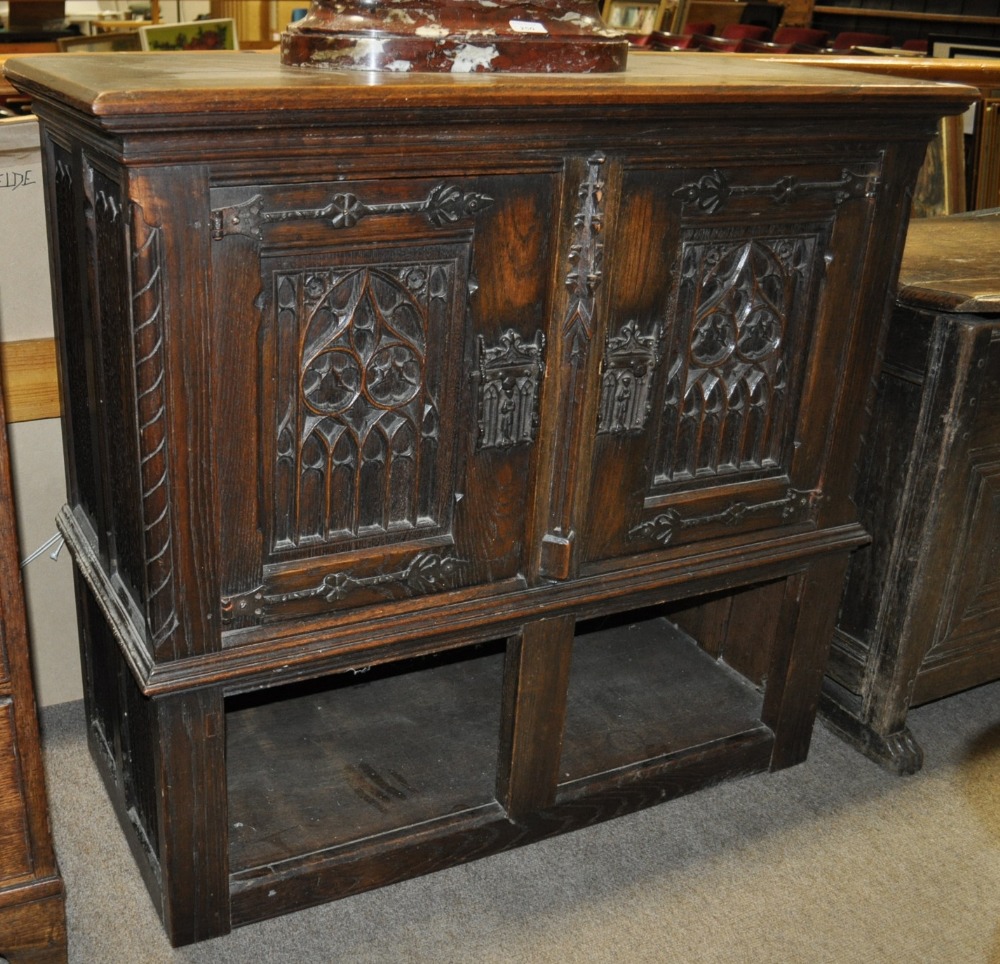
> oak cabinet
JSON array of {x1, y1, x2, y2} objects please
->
[
  {"x1": 824, "y1": 209, "x2": 1000, "y2": 773},
  {"x1": 2, "y1": 51, "x2": 970, "y2": 946}
]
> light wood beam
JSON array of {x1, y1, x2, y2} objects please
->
[{"x1": 0, "y1": 339, "x2": 60, "y2": 424}]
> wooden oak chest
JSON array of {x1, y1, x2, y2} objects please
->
[
  {"x1": 3, "y1": 52, "x2": 971, "y2": 945},
  {"x1": 824, "y1": 209, "x2": 1000, "y2": 774}
]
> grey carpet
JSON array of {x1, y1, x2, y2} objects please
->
[{"x1": 39, "y1": 680, "x2": 1000, "y2": 963}]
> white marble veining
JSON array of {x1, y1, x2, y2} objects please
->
[{"x1": 449, "y1": 43, "x2": 500, "y2": 71}]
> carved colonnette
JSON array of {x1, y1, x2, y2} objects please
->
[{"x1": 536, "y1": 152, "x2": 610, "y2": 580}]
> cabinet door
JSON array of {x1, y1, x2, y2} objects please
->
[
  {"x1": 210, "y1": 174, "x2": 555, "y2": 629},
  {"x1": 580, "y1": 157, "x2": 881, "y2": 566}
]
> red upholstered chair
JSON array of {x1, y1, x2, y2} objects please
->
[
  {"x1": 649, "y1": 31, "x2": 700, "y2": 49},
  {"x1": 695, "y1": 34, "x2": 750, "y2": 51},
  {"x1": 682, "y1": 21, "x2": 715, "y2": 35},
  {"x1": 830, "y1": 31, "x2": 893, "y2": 50},
  {"x1": 721, "y1": 23, "x2": 771, "y2": 41},
  {"x1": 741, "y1": 38, "x2": 796, "y2": 52},
  {"x1": 900, "y1": 38, "x2": 929, "y2": 53},
  {"x1": 772, "y1": 26, "x2": 828, "y2": 47}
]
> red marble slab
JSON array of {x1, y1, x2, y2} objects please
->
[{"x1": 280, "y1": 0, "x2": 629, "y2": 73}]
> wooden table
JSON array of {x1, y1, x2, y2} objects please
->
[
  {"x1": 824, "y1": 209, "x2": 1000, "y2": 773},
  {"x1": 2, "y1": 50, "x2": 972, "y2": 946}
]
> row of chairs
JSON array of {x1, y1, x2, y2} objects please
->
[{"x1": 631, "y1": 24, "x2": 929, "y2": 55}]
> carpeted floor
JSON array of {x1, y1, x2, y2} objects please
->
[{"x1": 39, "y1": 679, "x2": 1000, "y2": 963}]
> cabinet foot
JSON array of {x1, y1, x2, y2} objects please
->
[{"x1": 819, "y1": 682, "x2": 923, "y2": 775}]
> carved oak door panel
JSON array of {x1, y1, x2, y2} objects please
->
[
  {"x1": 210, "y1": 175, "x2": 555, "y2": 629},
  {"x1": 581, "y1": 159, "x2": 880, "y2": 565}
]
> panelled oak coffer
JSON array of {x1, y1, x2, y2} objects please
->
[{"x1": 3, "y1": 51, "x2": 972, "y2": 946}]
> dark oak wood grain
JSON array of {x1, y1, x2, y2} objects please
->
[
  {"x1": 823, "y1": 209, "x2": 1000, "y2": 774},
  {"x1": 2, "y1": 51, "x2": 972, "y2": 946}
]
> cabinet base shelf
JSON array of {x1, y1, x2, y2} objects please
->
[
  {"x1": 228, "y1": 726, "x2": 774, "y2": 928},
  {"x1": 225, "y1": 615, "x2": 773, "y2": 929}
]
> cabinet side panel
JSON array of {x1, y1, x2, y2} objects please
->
[
  {"x1": 87, "y1": 163, "x2": 146, "y2": 610},
  {"x1": 47, "y1": 137, "x2": 104, "y2": 544},
  {"x1": 0, "y1": 699, "x2": 33, "y2": 883},
  {"x1": 832, "y1": 325, "x2": 928, "y2": 687}
]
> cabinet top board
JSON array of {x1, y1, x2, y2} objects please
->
[
  {"x1": 3, "y1": 50, "x2": 976, "y2": 121},
  {"x1": 899, "y1": 211, "x2": 1000, "y2": 314}
]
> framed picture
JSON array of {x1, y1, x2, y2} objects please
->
[
  {"x1": 911, "y1": 114, "x2": 967, "y2": 219},
  {"x1": 57, "y1": 32, "x2": 142, "y2": 52},
  {"x1": 929, "y1": 35, "x2": 1000, "y2": 60},
  {"x1": 929, "y1": 34, "x2": 1000, "y2": 139},
  {"x1": 138, "y1": 18, "x2": 238, "y2": 52},
  {"x1": 603, "y1": 0, "x2": 663, "y2": 35}
]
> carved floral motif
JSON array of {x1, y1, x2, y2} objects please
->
[
  {"x1": 211, "y1": 182, "x2": 494, "y2": 240},
  {"x1": 673, "y1": 168, "x2": 876, "y2": 215},
  {"x1": 220, "y1": 550, "x2": 464, "y2": 622},
  {"x1": 564, "y1": 152, "x2": 606, "y2": 352},
  {"x1": 630, "y1": 488, "x2": 819, "y2": 545}
]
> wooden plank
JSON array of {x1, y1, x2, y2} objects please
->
[
  {"x1": 0, "y1": 338, "x2": 60, "y2": 423},
  {"x1": 497, "y1": 615, "x2": 575, "y2": 817},
  {"x1": 7, "y1": 3, "x2": 66, "y2": 30},
  {"x1": 227, "y1": 642, "x2": 506, "y2": 874},
  {"x1": 898, "y1": 211, "x2": 1000, "y2": 313},
  {"x1": 561, "y1": 613, "x2": 767, "y2": 782},
  {"x1": 813, "y1": 5, "x2": 1000, "y2": 27},
  {"x1": 0, "y1": 699, "x2": 33, "y2": 883},
  {"x1": 229, "y1": 726, "x2": 775, "y2": 929}
]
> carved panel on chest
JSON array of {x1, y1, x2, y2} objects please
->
[
  {"x1": 268, "y1": 251, "x2": 466, "y2": 553},
  {"x1": 654, "y1": 229, "x2": 816, "y2": 490},
  {"x1": 580, "y1": 160, "x2": 877, "y2": 566},
  {"x1": 922, "y1": 446, "x2": 1000, "y2": 667},
  {"x1": 210, "y1": 174, "x2": 557, "y2": 627}
]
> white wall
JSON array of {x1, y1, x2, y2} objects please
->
[{"x1": 0, "y1": 117, "x2": 81, "y2": 707}]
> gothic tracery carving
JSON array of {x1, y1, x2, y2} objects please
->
[
  {"x1": 657, "y1": 233, "x2": 815, "y2": 485},
  {"x1": 273, "y1": 259, "x2": 455, "y2": 549}
]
